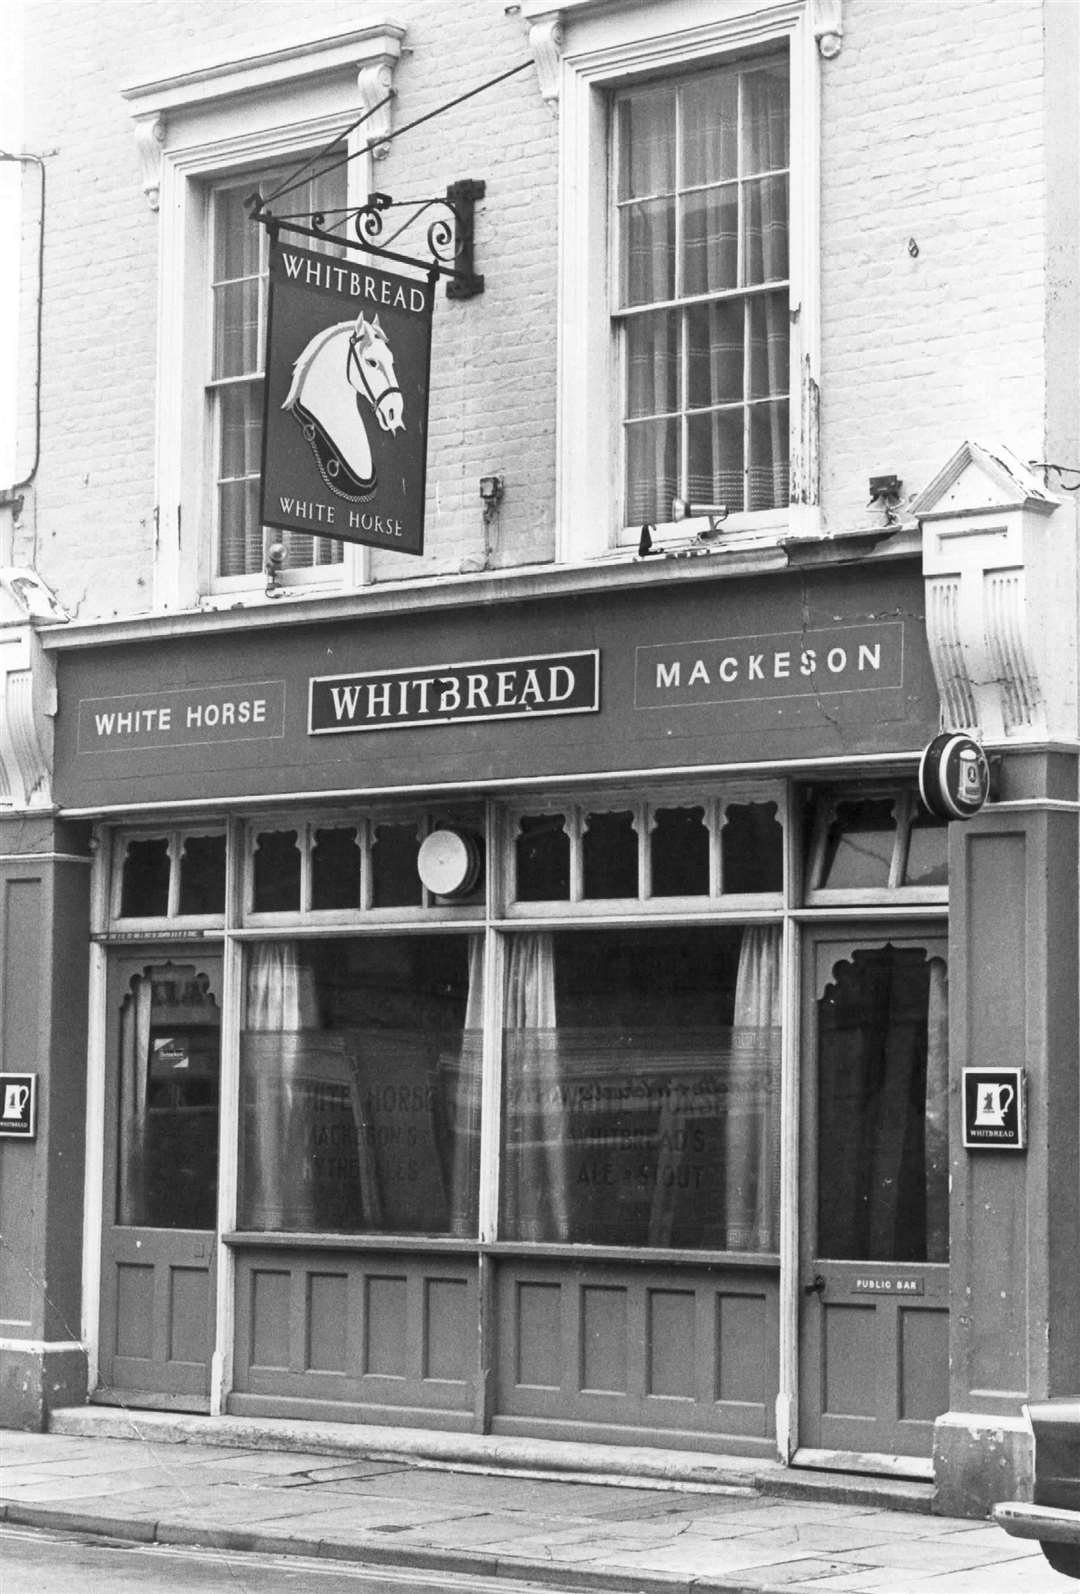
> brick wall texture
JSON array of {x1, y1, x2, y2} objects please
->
[{"x1": 10, "y1": 0, "x2": 1070, "y2": 620}]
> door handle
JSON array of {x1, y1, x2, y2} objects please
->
[{"x1": 804, "y1": 1273, "x2": 826, "y2": 1297}]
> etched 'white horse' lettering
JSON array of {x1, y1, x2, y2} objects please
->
[{"x1": 283, "y1": 312, "x2": 404, "y2": 502}]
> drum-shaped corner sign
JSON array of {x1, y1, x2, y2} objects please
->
[
  {"x1": 417, "y1": 828, "x2": 483, "y2": 900},
  {"x1": 918, "y1": 732, "x2": 991, "y2": 820}
]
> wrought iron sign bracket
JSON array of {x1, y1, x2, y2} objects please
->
[{"x1": 250, "y1": 180, "x2": 485, "y2": 298}]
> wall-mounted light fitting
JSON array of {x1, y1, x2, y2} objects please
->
[
  {"x1": 672, "y1": 498, "x2": 730, "y2": 536},
  {"x1": 479, "y1": 474, "x2": 504, "y2": 520}
]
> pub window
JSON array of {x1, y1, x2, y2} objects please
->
[
  {"x1": 500, "y1": 924, "x2": 781, "y2": 1251},
  {"x1": 614, "y1": 54, "x2": 789, "y2": 536},
  {"x1": 804, "y1": 786, "x2": 949, "y2": 900},
  {"x1": 242, "y1": 810, "x2": 484, "y2": 920},
  {"x1": 507, "y1": 789, "x2": 785, "y2": 910},
  {"x1": 114, "y1": 829, "x2": 226, "y2": 922},
  {"x1": 237, "y1": 935, "x2": 479, "y2": 1236}
]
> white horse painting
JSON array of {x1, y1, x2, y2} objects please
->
[{"x1": 282, "y1": 313, "x2": 404, "y2": 501}]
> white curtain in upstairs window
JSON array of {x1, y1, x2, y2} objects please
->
[{"x1": 619, "y1": 60, "x2": 790, "y2": 524}]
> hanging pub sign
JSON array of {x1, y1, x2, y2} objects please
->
[
  {"x1": 918, "y1": 730, "x2": 991, "y2": 819},
  {"x1": 260, "y1": 239, "x2": 434, "y2": 557}
]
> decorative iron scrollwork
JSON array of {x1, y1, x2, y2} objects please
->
[{"x1": 249, "y1": 181, "x2": 485, "y2": 297}]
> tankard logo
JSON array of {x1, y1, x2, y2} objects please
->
[
  {"x1": 0, "y1": 1073, "x2": 36, "y2": 1138},
  {"x1": 962, "y1": 1067, "x2": 1024, "y2": 1150}
]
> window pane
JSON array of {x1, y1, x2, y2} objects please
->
[
  {"x1": 687, "y1": 299, "x2": 743, "y2": 408},
  {"x1": 582, "y1": 810, "x2": 638, "y2": 898},
  {"x1": 618, "y1": 86, "x2": 676, "y2": 199},
  {"x1": 687, "y1": 406, "x2": 743, "y2": 506},
  {"x1": 742, "y1": 62, "x2": 790, "y2": 174},
  {"x1": 722, "y1": 802, "x2": 783, "y2": 892},
  {"x1": 253, "y1": 829, "x2": 301, "y2": 912},
  {"x1": 650, "y1": 807, "x2": 710, "y2": 896},
  {"x1": 178, "y1": 834, "x2": 226, "y2": 915},
  {"x1": 905, "y1": 814, "x2": 949, "y2": 887},
  {"x1": 625, "y1": 416, "x2": 678, "y2": 525},
  {"x1": 626, "y1": 310, "x2": 679, "y2": 419},
  {"x1": 238, "y1": 936, "x2": 479, "y2": 1236},
  {"x1": 311, "y1": 827, "x2": 362, "y2": 910},
  {"x1": 117, "y1": 964, "x2": 220, "y2": 1229},
  {"x1": 681, "y1": 74, "x2": 738, "y2": 186},
  {"x1": 816, "y1": 946, "x2": 948, "y2": 1262},
  {"x1": 743, "y1": 174, "x2": 789, "y2": 285},
  {"x1": 501, "y1": 927, "x2": 781, "y2": 1250},
  {"x1": 515, "y1": 814, "x2": 570, "y2": 902},
  {"x1": 681, "y1": 184, "x2": 738, "y2": 296},
  {"x1": 747, "y1": 292, "x2": 788, "y2": 399},
  {"x1": 819, "y1": 798, "x2": 897, "y2": 890},
  {"x1": 120, "y1": 837, "x2": 170, "y2": 917},
  {"x1": 621, "y1": 197, "x2": 676, "y2": 306},
  {"x1": 748, "y1": 399, "x2": 788, "y2": 510},
  {"x1": 371, "y1": 823, "x2": 422, "y2": 907},
  {"x1": 218, "y1": 477, "x2": 263, "y2": 578},
  {"x1": 212, "y1": 278, "x2": 260, "y2": 379},
  {"x1": 218, "y1": 383, "x2": 262, "y2": 480},
  {"x1": 214, "y1": 185, "x2": 263, "y2": 281}
]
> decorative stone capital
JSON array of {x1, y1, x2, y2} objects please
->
[
  {"x1": 356, "y1": 58, "x2": 398, "y2": 159},
  {"x1": 812, "y1": 0, "x2": 843, "y2": 58},
  {"x1": 527, "y1": 12, "x2": 564, "y2": 115},
  {"x1": 132, "y1": 112, "x2": 166, "y2": 211},
  {"x1": 915, "y1": 442, "x2": 1078, "y2": 743}
]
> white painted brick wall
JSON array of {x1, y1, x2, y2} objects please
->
[{"x1": 10, "y1": 0, "x2": 1064, "y2": 619}]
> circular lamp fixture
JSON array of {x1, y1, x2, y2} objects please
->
[{"x1": 417, "y1": 828, "x2": 482, "y2": 899}]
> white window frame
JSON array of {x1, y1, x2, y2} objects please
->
[
  {"x1": 123, "y1": 27, "x2": 406, "y2": 611},
  {"x1": 543, "y1": 0, "x2": 824, "y2": 563}
]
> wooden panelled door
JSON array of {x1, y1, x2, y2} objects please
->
[
  {"x1": 799, "y1": 929, "x2": 950, "y2": 1465},
  {"x1": 97, "y1": 955, "x2": 222, "y2": 1409}
]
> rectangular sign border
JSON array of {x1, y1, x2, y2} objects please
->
[
  {"x1": 961, "y1": 1066, "x2": 1027, "y2": 1151},
  {"x1": 76, "y1": 680, "x2": 288, "y2": 755},
  {"x1": 633, "y1": 620, "x2": 906, "y2": 710},
  {"x1": 308, "y1": 648, "x2": 601, "y2": 735},
  {"x1": 0, "y1": 1073, "x2": 37, "y2": 1140}
]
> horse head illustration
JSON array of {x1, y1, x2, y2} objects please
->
[{"x1": 283, "y1": 312, "x2": 404, "y2": 501}]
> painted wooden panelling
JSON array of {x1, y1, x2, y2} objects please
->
[
  {"x1": 231, "y1": 1249, "x2": 475, "y2": 1418},
  {"x1": 495, "y1": 1260, "x2": 778, "y2": 1448}
]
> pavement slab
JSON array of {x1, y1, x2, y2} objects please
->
[{"x1": 0, "y1": 1420, "x2": 1073, "y2": 1593}]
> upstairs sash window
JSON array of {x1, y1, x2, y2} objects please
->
[
  {"x1": 615, "y1": 55, "x2": 790, "y2": 529},
  {"x1": 208, "y1": 167, "x2": 348, "y2": 581}
]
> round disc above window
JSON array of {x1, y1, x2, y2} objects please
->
[{"x1": 417, "y1": 828, "x2": 482, "y2": 899}]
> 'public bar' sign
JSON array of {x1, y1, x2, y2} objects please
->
[
  {"x1": 261, "y1": 242, "x2": 434, "y2": 556},
  {"x1": 310, "y1": 651, "x2": 600, "y2": 734}
]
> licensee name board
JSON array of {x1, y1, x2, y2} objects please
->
[
  {"x1": 77, "y1": 682, "x2": 286, "y2": 752},
  {"x1": 309, "y1": 650, "x2": 600, "y2": 734},
  {"x1": 635, "y1": 622, "x2": 904, "y2": 709}
]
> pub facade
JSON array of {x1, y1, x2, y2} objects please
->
[{"x1": 1, "y1": 0, "x2": 1077, "y2": 1521}]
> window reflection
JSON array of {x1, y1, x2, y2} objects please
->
[
  {"x1": 501, "y1": 926, "x2": 781, "y2": 1251},
  {"x1": 238, "y1": 936, "x2": 479, "y2": 1235}
]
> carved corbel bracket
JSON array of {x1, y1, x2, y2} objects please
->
[
  {"x1": 357, "y1": 58, "x2": 398, "y2": 159},
  {"x1": 132, "y1": 112, "x2": 166, "y2": 211},
  {"x1": 812, "y1": 0, "x2": 843, "y2": 58},
  {"x1": 527, "y1": 12, "x2": 564, "y2": 115},
  {"x1": 0, "y1": 627, "x2": 56, "y2": 812}
]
